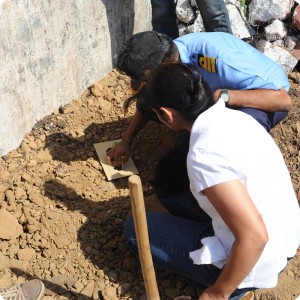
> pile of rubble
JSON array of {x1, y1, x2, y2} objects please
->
[{"x1": 176, "y1": 0, "x2": 300, "y2": 72}]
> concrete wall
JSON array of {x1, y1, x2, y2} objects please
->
[{"x1": 0, "y1": 0, "x2": 152, "y2": 156}]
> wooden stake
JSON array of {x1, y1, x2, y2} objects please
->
[{"x1": 128, "y1": 175, "x2": 160, "y2": 300}]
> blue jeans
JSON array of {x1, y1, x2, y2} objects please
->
[{"x1": 124, "y1": 189, "x2": 256, "y2": 299}]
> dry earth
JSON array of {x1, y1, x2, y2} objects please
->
[{"x1": 0, "y1": 69, "x2": 299, "y2": 300}]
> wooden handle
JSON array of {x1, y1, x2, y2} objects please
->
[{"x1": 128, "y1": 175, "x2": 160, "y2": 300}]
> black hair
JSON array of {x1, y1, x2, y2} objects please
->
[
  {"x1": 117, "y1": 31, "x2": 178, "y2": 82},
  {"x1": 126, "y1": 63, "x2": 214, "y2": 121},
  {"x1": 159, "y1": 34, "x2": 178, "y2": 64}
]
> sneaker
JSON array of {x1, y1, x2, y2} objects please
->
[{"x1": 0, "y1": 279, "x2": 45, "y2": 300}]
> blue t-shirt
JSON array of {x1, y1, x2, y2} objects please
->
[
  {"x1": 173, "y1": 32, "x2": 290, "y2": 131},
  {"x1": 174, "y1": 32, "x2": 290, "y2": 92},
  {"x1": 138, "y1": 32, "x2": 290, "y2": 131}
]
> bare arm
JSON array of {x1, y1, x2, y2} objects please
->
[
  {"x1": 199, "y1": 180, "x2": 268, "y2": 300},
  {"x1": 213, "y1": 88, "x2": 292, "y2": 112},
  {"x1": 107, "y1": 110, "x2": 148, "y2": 167}
]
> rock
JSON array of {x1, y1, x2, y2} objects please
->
[
  {"x1": 256, "y1": 40, "x2": 298, "y2": 72},
  {"x1": 99, "y1": 99, "x2": 112, "y2": 114},
  {"x1": 265, "y1": 20, "x2": 287, "y2": 42},
  {"x1": 74, "y1": 280, "x2": 85, "y2": 292},
  {"x1": 227, "y1": 3, "x2": 252, "y2": 39},
  {"x1": 45, "y1": 275, "x2": 73, "y2": 296},
  {"x1": 296, "y1": 122, "x2": 300, "y2": 135},
  {"x1": 5, "y1": 189, "x2": 15, "y2": 205},
  {"x1": 14, "y1": 187, "x2": 27, "y2": 201},
  {"x1": 91, "y1": 82, "x2": 104, "y2": 96},
  {"x1": 123, "y1": 257, "x2": 138, "y2": 272},
  {"x1": 118, "y1": 282, "x2": 131, "y2": 296},
  {"x1": 164, "y1": 287, "x2": 181, "y2": 299},
  {"x1": 139, "y1": 293, "x2": 147, "y2": 300},
  {"x1": 28, "y1": 192, "x2": 45, "y2": 207},
  {"x1": 66, "y1": 224, "x2": 77, "y2": 234},
  {"x1": 0, "y1": 209, "x2": 23, "y2": 240},
  {"x1": 55, "y1": 164, "x2": 70, "y2": 176},
  {"x1": 161, "y1": 279, "x2": 172, "y2": 288},
  {"x1": 0, "y1": 252, "x2": 10, "y2": 269},
  {"x1": 285, "y1": 36, "x2": 297, "y2": 51},
  {"x1": 35, "y1": 149, "x2": 52, "y2": 162},
  {"x1": 17, "y1": 248, "x2": 36, "y2": 261},
  {"x1": 103, "y1": 285, "x2": 118, "y2": 300},
  {"x1": 54, "y1": 235, "x2": 73, "y2": 248},
  {"x1": 248, "y1": 0, "x2": 293, "y2": 25},
  {"x1": 21, "y1": 172, "x2": 32, "y2": 183},
  {"x1": 183, "y1": 285, "x2": 197, "y2": 296},
  {"x1": 9, "y1": 259, "x2": 29, "y2": 272},
  {"x1": 176, "y1": 0, "x2": 195, "y2": 24},
  {"x1": 56, "y1": 119, "x2": 67, "y2": 129},
  {"x1": 81, "y1": 280, "x2": 95, "y2": 297}
]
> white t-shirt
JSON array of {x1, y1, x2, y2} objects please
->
[{"x1": 187, "y1": 100, "x2": 300, "y2": 289}]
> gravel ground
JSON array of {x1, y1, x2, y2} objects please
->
[{"x1": 0, "y1": 69, "x2": 299, "y2": 300}]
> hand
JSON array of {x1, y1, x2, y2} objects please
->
[{"x1": 106, "y1": 139, "x2": 131, "y2": 167}]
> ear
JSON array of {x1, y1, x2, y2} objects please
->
[{"x1": 159, "y1": 107, "x2": 174, "y2": 123}]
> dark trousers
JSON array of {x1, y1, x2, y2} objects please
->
[{"x1": 151, "y1": 0, "x2": 232, "y2": 39}]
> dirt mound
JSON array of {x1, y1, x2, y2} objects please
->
[{"x1": 0, "y1": 69, "x2": 299, "y2": 299}]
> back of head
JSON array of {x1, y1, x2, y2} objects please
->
[
  {"x1": 141, "y1": 63, "x2": 214, "y2": 122},
  {"x1": 117, "y1": 31, "x2": 176, "y2": 81}
]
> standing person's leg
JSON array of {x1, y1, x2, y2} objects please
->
[
  {"x1": 195, "y1": 0, "x2": 232, "y2": 34},
  {"x1": 151, "y1": 0, "x2": 179, "y2": 39}
]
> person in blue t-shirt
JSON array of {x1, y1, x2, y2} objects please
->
[{"x1": 108, "y1": 31, "x2": 292, "y2": 167}]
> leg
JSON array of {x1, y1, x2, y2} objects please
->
[
  {"x1": 150, "y1": 131, "x2": 211, "y2": 222},
  {"x1": 124, "y1": 212, "x2": 220, "y2": 287},
  {"x1": 195, "y1": 0, "x2": 232, "y2": 34},
  {"x1": 158, "y1": 188, "x2": 211, "y2": 223},
  {"x1": 124, "y1": 213, "x2": 257, "y2": 299},
  {"x1": 151, "y1": 0, "x2": 179, "y2": 38}
]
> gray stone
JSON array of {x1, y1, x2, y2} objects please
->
[
  {"x1": 248, "y1": 0, "x2": 293, "y2": 25},
  {"x1": 227, "y1": 3, "x2": 252, "y2": 39},
  {"x1": 176, "y1": 0, "x2": 195, "y2": 24},
  {"x1": 256, "y1": 40, "x2": 298, "y2": 73},
  {"x1": 265, "y1": 20, "x2": 287, "y2": 42},
  {"x1": 187, "y1": 11, "x2": 205, "y2": 33}
]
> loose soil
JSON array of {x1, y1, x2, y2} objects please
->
[{"x1": 0, "y1": 69, "x2": 299, "y2": 300}]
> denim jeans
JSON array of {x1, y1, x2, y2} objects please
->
[
  {"x1": 151, "y1": 0, "x2": 232, "y2": 39},
  {"x1": 124, "y1": 189, "x2": 256, "y2": 299}
]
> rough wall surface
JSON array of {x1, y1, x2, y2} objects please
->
[{"x1": 0, "y1": 0, "x2": 151, "y2": 156}]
